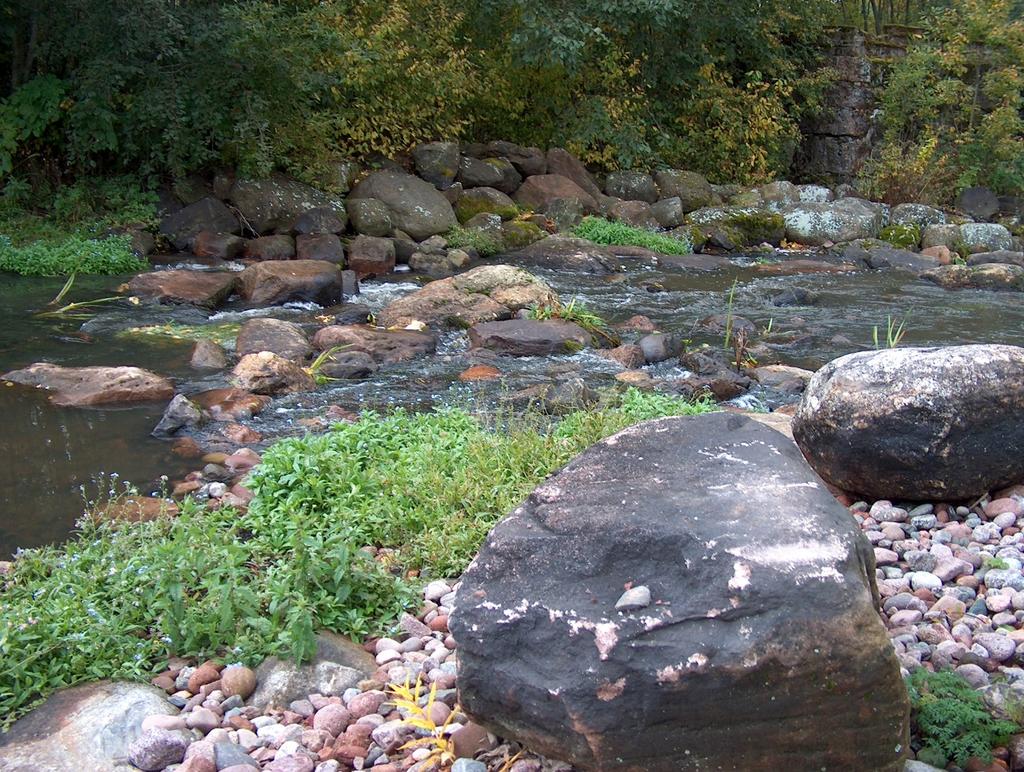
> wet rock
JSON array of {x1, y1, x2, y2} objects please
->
[
  {"x1": 957, "y1": 187, "x2": 1000, "y2": 222},
  {"x1": 348, "y1": 170, "x2": 457, "y2": 241},
  {"x1": 230, "y1": 174, "x2": 345, "y2": 235},
  {"x1": 921, "y1": 263, "x2": 1024, "y2": 292},
  {"x1": 451, "y1": 413, "x2": 908, "y2": 772},
  {"x1": 376, "y1": 264, "x2": 555, "y2": 329},
  {"x1": 783, "y1": 198, "x2": 885, "y2": 245},
  {"x1": 192, "y1": 231, "x2": 246, "y2": 260},
  {"x1": 292, "y1": 206, "x2": 346, "y2": 236},
  {"x1": 505, "y1": 235, "x2": 621, "y2": 274},
  {"x1": 752, "y1": 258, "x2": 860, "y2": 276},
  {"x1": 347, "y1": 198, "x2": 393, "y2": 237},
  {"x1": 545, "y1": 148, "x2": 604, "y2": 202},
  {"x1": 347, "y1": 235, "x2": 396, "y2": 279},
  {"x1": 834, "y1": 240, "x2": 939, "y2": 272},
  {"x1": 653, "y1": 170, "x2": 716, "y2": 212},
  {"x1": 312, "y1": 325, "x2": 436, "y2": 365},
  {"x1": 0, "y1": 681, "x2": 178, "y2": 771},
  {"x1": 251, "y1": 632, "x2": 375, "y2": 710},
  {"x1": 190, "y1": 339, "x2": 229, "y2": 370},
  {"x1": 160, "y1": 197, "x2": 238, "y2": 251},
  {"x1": 2, "y1": 363, "x2": 174, "y2": 407},
  {"x1": 97, "y1": 496, "x2": 179, "y2": 522},
  {"x1": 191, "y1": 388, "x2": 270, "y2": 421},
  {"x1": 153, "y1": 394, "x2": 204, "y2": 437},
  {"x1": 770, "y1": 287, "x2": 818, "y2": 307},
  {"x1": 236, "y1": 318, "x2": 312, "y2": 361},
  {"x1": 513, "y1": 175, "x2": 598, "y2": 214},
  {"x1": 317, "y1": 350, "x2": 378, "y2": 379},
  {"x1": 296, "y1": 234, "x2": 345, "y2": 264},
  {"x1": 753, "y1": 364, "x2": 814, "y2": 392},
  {"x1": 412, "y1": 141, "x2": 460, "y2": 189},
  {"x1": 232, "y1": 352, "x2": 315, "y2": 395},
  {"x1": 656, "y1": 253, "x2": 732, "y2": 271},
  {"x1": 128, "y1": 270, "x2": 238, "y2": 309},
  {"x1": 597, "y1": 344, "x2": 645, "y2": 369},
  {"x1": 638, "y1": 332, "x2": 677, "y2": 364},
  {"x1": 468, "y1": 319, "x2": 591, "y2": 357},
  {"x1": 243, "y1": 234, "x2": 296, "y2": 261},
  {"x1": 459, "y1": 156, "x2": 522, "y2": 195},
  {"x1": 238, "y1": 260, "x2": 343, "y2": 306},
  {"x1": 500, "y1": 378, "x2": 598, "y2": 415},
  {"x1": 793, "y1": 345, "x2": 1024, "y2": 499},
  {"x1": 605, "y1": 171, "x2": 658, "y2": 204}
]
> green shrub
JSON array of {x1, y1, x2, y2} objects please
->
[
  {"x1": 0, "y1": 392, "x2": 716, "y2": 727},
  {"x1": 573, "y1": 216, "x2": 692, "y2": 254},
  {"x1": 908, "y1": 669, "x2": 1018, "y2": 766},
  {"x1": 444, "y1": 226, "x2": 503, "y2": 257},
  {"x1": 0, "y1": 234, "x2": 146, "y2": 276},
  {"x1": 879, "y1": 224, "x2": 922, "y2": 249}
]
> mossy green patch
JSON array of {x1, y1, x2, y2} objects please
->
[{"x1": 879, "y1": 223, "x2": 922, "y2": 249}]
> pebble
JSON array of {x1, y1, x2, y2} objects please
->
[{"x1": 615, "y1": 586, "x2": 652, "y2": 612}]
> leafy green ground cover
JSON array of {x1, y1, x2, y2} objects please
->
[
  {"x1": 573, "y1": 216, "x2": 692, "y2": 255},
  {"x1": 0, "y1": 391, "x2": 714, "y2": 726}
]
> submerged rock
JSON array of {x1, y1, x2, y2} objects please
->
[
  {"x1": 0, "y1": 681, "x2": 178, "y2": 771},
  {"x1": 920, "y1": 263, "x2": 1024, "y2": 292},
  {"x1": 451, "y1": 413, "x2": 908, "y2": 771},
  {"x1": 2, "y1": 364, "x2": 173, "y2": 407},
  {"x1": 793, "y1": 345, "x2": 1024, "y2": 500},
  {"x1": 505, "y1": 235, "x2": 621, "y2": 274}
]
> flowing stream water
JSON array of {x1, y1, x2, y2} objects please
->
[{"x1": 3, "y1": 254, "x2": 1023, "y2": 556}]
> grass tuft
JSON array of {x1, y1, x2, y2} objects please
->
[{"x1": 573, "y1": 216, "x2": 692, "y2": 255}]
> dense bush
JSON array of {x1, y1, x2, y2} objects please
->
[
  {"x1": 0, "y1": 0, "x2": 831, "y2": 188},
  {"x1": 0, "y1": 392, "x2": 715, "y2": 727},
  {"x1": 864, "y1": 0, "x2": 1024, "y2": 203}
]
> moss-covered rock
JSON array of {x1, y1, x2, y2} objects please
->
[
  {"x1": 725, "y1": 211, "x2": 786, "y2": 247},
  {"x1": 501, "y1": 220, "x2": 547, "y2": 250},
  {"x1": 879, "y1": 223, "x2": 922, "y2": 250},
  {"x1": 455, "y1": 187, "x2": 520, "y2": 224}
]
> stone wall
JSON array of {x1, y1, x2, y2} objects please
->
[{"x1": 794, "y1": 27, "x2": 908, "y2": 185}]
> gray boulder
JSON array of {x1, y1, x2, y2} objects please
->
[
  {"x1": 159, "y1": 197, "x2": 238, "y2": 251},
  {"x1": 783, "y1": 197, "x2": 885, "y2": 245},
  {"x1": 890, "y1": 203, "x2": 946, "y2": 228},
  {"x1": 957, "y1": 186, "x2": 999, "y2": 221},
  {"x1": 451, "y1": 413, "x2": 908, "y2": 772},
  {"x1": 966, "y1": 250, "x2": 1024, "y2": 267},
  {"x1": 920, "y1": 263, "x2": 1024, "y2": 292},
  {"x1": 0, "y1": 681, "x2": 178, "y2": 771},
  {"x1": 455, "y1": 187, "x2": 518, "y2": 223},
  {"x1": 230, "y1": 174, "x2": 345, "y2": 235},
  {"x1": 412, "y1": 141, "x2": 460, "y2": 189},
  {"x1": 347, "y1": 198, "x2": 393, "y2": 237},
  {"x1": 793, "y1": 345, "x2": 1024, "y2": 499},
  {"x1": 292, "y1": 206, "x2": 346, "y2": 235},
  {"x1": 653, "y1": 170, "x2": 716, "y2": 212},
  {"x1": 605, "y1": 171, "x2": 658, "y2": 203},
  {"x1": 651, "y1": 197, "x2": 685, "y2": 228},
  {"x1": 921, "y1": 224, "x2": 961, "y2": 250},
  {"x1": 250, "y1": 632, "x2": 376, "y2": 709},
  {"x1": 960, "y1": 223, "x2": 1013, "y2": 253},
  {"x1": 473, "y1": 141, "x2": 548, "y2": 177},
  {"x1": 458, "y1": 156, "x2": 522, "y2": 194},
  {"x1": 349, "y1": 170, "x2": 457, "y2": 240}
]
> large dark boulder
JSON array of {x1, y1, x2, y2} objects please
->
[
  {"x1": 957, "y1": 186, "x2": 999, "y2": 222},
  {"x1": 793, "y1": 345, "x2": 1024, "y2": 500},
  {"x1": 458, "y1": 156, "x2": 522, "y2": 194},
  {"x1": 158, "y1": 196, "x2": 238, "y2": 251},
  {"x1": 451, "y1": 413, "x2": 908, "y2": 772},
  {"x1": 348, "y1": 170, "x2": 457, "y2": 240},
  {"x1": 230, "y1": 173, "x2": 345, "y2": 235},
  {"x1": 653, "y1": 170, "x2": 716, "y2": 212},
  {"x1": 545, "y1": 148, "x2": 604, "y2": 202},
  {"x1": 238, "y1": 260, "x2": 343, "y2": 306},
  {"x1": 605, "y1": 171, "x2": 658, "y2": 203},
  {"x1": 412, "y1": 141, "x2": 460, "y2": 189},
  {"x1": 127, "y1": 270, "x2": 237, "y2": 309}
]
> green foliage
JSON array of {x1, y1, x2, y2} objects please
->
[
  {"x1": 445, "y1": 226, "x2": 503, "y2": 257},
  {"x1": 528, "y1": 297, "x2": 620, "y2": 346},
  {"x1": 0, "y1": 234, "x2": 145, "y2": 276},
  {"x1": 0, "y1": 392, "x2": 716, "y2": 726},
  {"x1": 573, "y1": 216, "x2": 692, "y2": 254},
  {"x1": 879, "y1": 224, "x2": 922, "y2": 249},
  {"x1": 872, "y1": 315, "x2": 909, "y2": 349},
  {"x1": 866, "y1": 0, "x2": 1024, "y2": 202},
  {"x1": 908, "y1": 669, "x2": 1018, "y2": 766}
]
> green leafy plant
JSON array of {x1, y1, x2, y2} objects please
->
[
  {"x1": 0, "y1": 234, "x2": 146, "y2": 276},
  {"x1": 872, "y1": 315, "x2": 909, "y2": 349},
  {"x1": 879, "y1": 224, "x2": 922, "y2": 250},
  {"x1": 573, "y1": 216, "x2": 692, "y2": 255},
  {"x1": 305, "y1": 346, "x2": 347, "y2": 385},
  {"x1": 444, "y1": 225, "x2": 503, "y2": 257},
  {"x1": 528, "y1": 297, "x2": 620, "y2": 346},
  {"x1": 0, "y1": 392, "x2": 717, "y2": 728},
  {"x1": 908, "y1": 669, "x2": 1018, "y2": 766}
]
